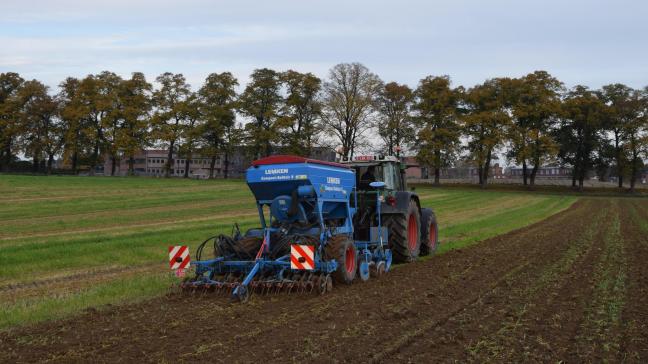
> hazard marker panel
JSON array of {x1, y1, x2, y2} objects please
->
[
  {"x1": 169, "y1": 245, "x2": 190, "y2": 270},
  {"x1": 290, "y1": 244, "x2": 315, "y2": 270}
]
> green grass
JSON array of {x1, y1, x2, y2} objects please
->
[
  {"x1": 0, "y1": 175, "x2": 577, "y2": 329},
  {"x1": 1, "y1": 273, "x2": 176, "y2": 330}
]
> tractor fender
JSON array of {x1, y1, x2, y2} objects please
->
[{"x1": 381, "y1": 191, "x2": 421, "y2": 215}]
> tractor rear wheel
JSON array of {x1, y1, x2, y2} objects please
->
[
  {"x1": 420, "y1": 208, "x2": 439, "y2": 256},
  {"x1": 384, "y1": 199, "x2": 421, "y2": 263},
  {"x1": 324, "y1": 235, "x2": 357, "y2": 284}
]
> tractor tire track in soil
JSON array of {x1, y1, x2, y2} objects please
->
[{"x1": 1, "y1": 199, "x2": 647, "y2": 363}]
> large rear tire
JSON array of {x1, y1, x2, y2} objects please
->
[
  {"x1": 324, "y1": 235, "x2": 357, "y2": 284},
  {"x1": 420, "y1": 208, "x2": 439, "y2": 256},
  {"x1": 383, "y1": 199, "x2": 421, "y2": 263}
]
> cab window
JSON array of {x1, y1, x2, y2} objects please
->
[{"x1": 381, "y1": 163, "x2": 402, "y2": 191}]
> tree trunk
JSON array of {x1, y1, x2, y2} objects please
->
[
  {"x1": 630, "y1": 153, "x2": 638, "y2": 193},
  {"x1": 522, "y1": 161, "x2": 528, "y2": 186},
  {"x1": 615, "y1": 133, "x2": 623, "y2": 188},
  {"x1": 571, "y1": 170, "x2": 577, "y2": 188},
  {"x1": 480, "y1": 165, "x2": 487, "y2": 188},
  {"x1": 481, "y1": 151, "x2": 492, "y2": 189},
  {"x1": 32, "y1": 157, "x2": 39, "y2": 173},
  {"x1": 110, "y1": 155, "x2": 117, "y2": 176},
  {"x1": 184, "y1": 158, "x2": 190, "y2": 178},
  {"x1": 209, "y1": 155, "x2": 216, "y2": 179},
  {"x1": 529, "y1": 160, "x2": 539, "y2": 187},
  {"x1": 47, "y1": 154, "x2": 54, "y2": 175},
  {"x1": 477, "y1": 166, "x2": 483, "y2": 185},
  {"x1": 433, "y1": 149, "x2": 441, "y2": 185},
  {"x1": 128, "y1": 155, "x2": 135, "y2": 176},
  {"x1": 224, "y1": 151, "x2": 230, "y2": 179},
  {"x1": 72, "y1": 150, "x2": 78, "y2": 175},
  {"x1": 265, "y1": 140, "x2": 271, "y2": 157},
  {"x1": 578, "y1": 160, "x2": 586, "y2": 191},
  {"x1": 1, "y1": 141, "x2": 10, "y2": 172},
  {"x1": 90, "y1": 141, "x2": 100, "y2": 176},
  {"x1": 165, "y1": 143, "x2": 174, "y2": 178}
]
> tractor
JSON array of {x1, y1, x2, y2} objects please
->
[
  {"x1": 181, "y1": 154, "x2": 438, "y2": 302},
  {"x1": 340, "y1": 155, "x2": 439, "y2": 262}
]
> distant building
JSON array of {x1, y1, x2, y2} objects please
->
[
  {"x1": 103, "y1": 147, "x2": 336, "y2": 178},
  {"x1": 401, "y1": 156, "x2": 428, "y2": 179},
  {"x1": 507, "y1": 165, "x2": 572, "y2": 179},
  {"x1": 400, "y1": 157, "x2": 504, "y2": 180}
]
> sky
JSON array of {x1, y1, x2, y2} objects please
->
[{"x1": 1, "y1": 0, "x2": 647, "y2": 92}]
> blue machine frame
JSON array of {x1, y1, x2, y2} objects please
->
[{"x1": 185, "y1": 157, "x2": 392, "y2": 301}]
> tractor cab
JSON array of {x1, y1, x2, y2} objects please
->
[{"x1": 339, "y1": 155, "x2": 407, "y2": 192}]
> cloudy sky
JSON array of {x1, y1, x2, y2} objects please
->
[{"x1": 1, "y1": 0, "x2": 647, "y2": 91}]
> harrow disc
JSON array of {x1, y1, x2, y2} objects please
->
[
  {"x1": 373, "y1": 261, "x2": 386, "y2": 277},
  {"x1": 359, "y1": 261, "x2": 370, "y2": 281},
  {"x1": 233, "y1": 286, "x2": 250, "y2": 303}
]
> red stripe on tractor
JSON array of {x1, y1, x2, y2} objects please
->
[
  {"x1": 170, "y1": 246, "x2": 187, "y2": 268},
  {"x1": 290, "y1": 254, "x2": 305, "y2": 270},
  {"x1": 293, "y1": 245, "x2": 314, "y2": 268}
]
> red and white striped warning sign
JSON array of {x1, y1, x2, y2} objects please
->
[
  {"x1": 290, "y1": 244, "x2": 315, "y2": 270},
  {"x1": 169, "y1": 245, "x2": 190, "y2": 270}
]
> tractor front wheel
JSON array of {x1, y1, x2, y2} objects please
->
[
  {"x1": 420, "y1": 208, "x2": 439, "y2": 256},
  {"x1": 384, "y1": 199, "x2": 421, "y2": 263},
  {"x1": 325, "y1": 235, "x2": 357, "y2": 284}
]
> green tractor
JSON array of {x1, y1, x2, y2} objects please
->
[{"x1": 340, "y1": 155, "x2": 439, "y2": 262}]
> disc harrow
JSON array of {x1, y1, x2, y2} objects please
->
[{"x1": 180, "y1": 272, "x2": 333, "y2": 298}]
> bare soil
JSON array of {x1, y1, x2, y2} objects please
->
[{"x1": 1, "y1": 199, "x2": 647, "y2": 363}]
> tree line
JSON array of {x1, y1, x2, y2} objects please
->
[{"x1": 1, "y1": 64, "x2": 647, "y2": 190}]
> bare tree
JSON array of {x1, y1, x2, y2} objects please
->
[{"x1": 321, "y1": 63, "x2": 382, "y2": 159}]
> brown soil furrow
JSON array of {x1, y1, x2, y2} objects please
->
[{"x1": 381, "y1": 200, "x2": 609, "y2": 363}]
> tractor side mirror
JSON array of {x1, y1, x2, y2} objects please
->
[{"x1": 369, "y1": 181, "x2": 386, "y2": 189}]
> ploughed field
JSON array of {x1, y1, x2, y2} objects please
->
[{"x1": 1, "y1": 194, "x2": 647, "y2": 362}]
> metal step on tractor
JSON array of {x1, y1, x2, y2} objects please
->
[{"x1": 180, "y1": 154, "x2": 439, "y2": 302}]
